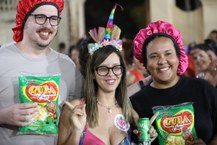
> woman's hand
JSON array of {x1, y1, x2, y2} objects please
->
[
  {"x1": 149, "y1": 125, "x2": 158, "y2": 142},
  {"x1": 133, "y1": 112, "x2": 159, "y2": 142},
  {"x1": 133, "y1": 125, "x2": 158, "y2": 143},
  {"x1": 64, "y1": 101, "x2": 86, "y2": 133},
  {"x1": 149, "y1": 111, "x2": 158, "y2": 142}
]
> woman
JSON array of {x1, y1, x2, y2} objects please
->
[
  {"x1": 191, "y1": 44, "x2": 217, "y2": 87},
  {"x1": 58, "y1": 45, "x2": 138, "y2": 145},
  {"x1": 58, "y1": 4, "x2": 157, "y2": 145},
  {"x1": 130, "y1": 20, "x2": 217, "y2": 145}
]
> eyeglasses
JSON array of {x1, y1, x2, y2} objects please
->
[
  {"x1": 95, "y1": 65, "x2": 124, "y2": 76},
  {"x1": 30, "y1": 14, "x2": 61, "y2": 26}
]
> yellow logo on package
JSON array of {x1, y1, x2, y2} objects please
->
[
  {"x1": 160, "y1": 110, "x2": 193, "y2": 133},
  {"x1": 25, "y1": 81, "x2": 59, "y2": 103}
]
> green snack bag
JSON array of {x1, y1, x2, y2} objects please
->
[
  {"x1": 19, "y1": 74, "x2": 60, "y2": 135},
  {"x1": 153, "y1": 102, "x2": 198, "y2": 145}
]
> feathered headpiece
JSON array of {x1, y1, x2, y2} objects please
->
[{"x1": 88, "y1": 4, "x2": 122, "y2": 55}]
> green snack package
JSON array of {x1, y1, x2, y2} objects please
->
[
  {"x1": 152, "y1": 102, "x2": 198, "y2": 145},
  {"x1": 19, "y1": 74, "x2": 60, "y2": 135}
]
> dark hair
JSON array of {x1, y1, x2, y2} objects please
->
[
  {"x1": 68, "y1": 45, "x2": 78, "y2": 57},
  {"x1": 122, "y1": 39, "x2": 134, "y2": 65},
  {"x1": 59, "y1": 42, "x2": 65, "y2": 48},
  {"x1": 210, "y1": 30, "x2": 217, "y2": 37},
  {"x1": 193, "y1": 43, "x2": 213, "y2": 52},
  {"x1": 22, "y1": 2, "x2": 60, "y2": 31},
  {"x1": 142, "y1": 33, "x2": 181, "y2": 65},
  {"x1": 76, "y1": 37, "x2": 94, "y2": 77}
]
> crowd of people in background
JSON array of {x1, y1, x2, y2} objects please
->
[{"x1": 185, "y1": 30, "x2": 217, "y2": 87}]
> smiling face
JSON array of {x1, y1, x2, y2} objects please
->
[
  {"x1": 192, "y1": 49, "x2": 211, "y2": 72},
  {"x1": 146, "y1": 37, "x2": 180, "y2": 88},
  {"x1": 22, "y1": 5, "x2": 59, "y2": 49},
  {"x1": 94, "y1": 52, "x2": 122, "y2": 93}
]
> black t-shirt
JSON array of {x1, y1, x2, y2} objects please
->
[{"x1": 130, "y1": 76, "x2": 217, "y2": 144}]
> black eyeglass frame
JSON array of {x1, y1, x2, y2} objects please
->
[
  {"x1": 30, "y1": 14, "x2": 61, "y2": 26},
  {"x1": 95, "y1": 65, "x2": 124, "y2": 76}
]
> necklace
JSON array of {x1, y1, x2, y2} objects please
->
[{"x1": 97, "y1": 100, "x2": 117, "y2": 113}]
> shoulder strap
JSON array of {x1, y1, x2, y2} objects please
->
[{"x1": 138, "y1": 80, "x2": 145, "y2": 89}]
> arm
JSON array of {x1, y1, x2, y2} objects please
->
[
  {"x1": 0, "y1": 103, "x2": 38, "y2": 126},
  {"x1": 127, "y1": 76, "x2": 152, "y2": 97},
  {"x1": 209, "y1": 134, "x2": 217, "y2": 145},
  {"x1": 57, "y1": 100, "x2": 86, "y2": 145},
  {"x1": 206, "y1": 80, "x2": 217, "y2": 145}
]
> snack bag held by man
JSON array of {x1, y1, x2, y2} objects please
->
[
  {"x1": 152, "y1": 102, "x2": 198, "y2": 145},
  {"x1": 19, "y1": 74, "x2": 60, "y2": 135}
]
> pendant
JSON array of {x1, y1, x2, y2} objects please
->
[{"x1": 108, "y1": 108, "x2": 112, "y2": 113}]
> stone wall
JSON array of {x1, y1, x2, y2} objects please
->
[{"x1": 150, "y1": 0, "x2": 217, "y2": 46}]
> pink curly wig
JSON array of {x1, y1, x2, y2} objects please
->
[
  {"x1": 134, "y1": 20, "x2": 188, "y2": 75},
  {"x1": 12, "y1": 0, "x2": 64, "y2": 42}
]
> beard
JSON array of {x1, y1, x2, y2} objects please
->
[{"x1": 37, "y1": 41, "x2": 51, "y2": 48}]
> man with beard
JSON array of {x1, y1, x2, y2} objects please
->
[{"x1": 0, "y1": 0, "x2": 82, "y2": 145}]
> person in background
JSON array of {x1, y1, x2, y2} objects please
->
[
  {"x1": 58, "y1": 42, "x2": 67, "y2": 54},
  {"x1": 191, "y1": 43, "x2": 217, "y2": 87},
  {"x1": 68, "y1": 45, "x2": 81, "y2": 69},
  {"x1": 0, "y1": 0, "x2": 82, "y2": 145},
  {"x1": 209, "y1": 30, "x2": 217, "y2": 55},
  {"x1": 58, "y1": 4, "x2": 157, "y2": 145},
  {"x1": 184, "y1": 41, "x2": 196, "y2": 78},
  {"x1": 130, "y1": 20, "x2": 217, "y2": 145}
]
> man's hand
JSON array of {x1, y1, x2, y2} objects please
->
[{"x1": 0, "y1": 103, "x2": 38, "y2": 126}]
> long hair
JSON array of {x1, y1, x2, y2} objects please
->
[
  {"x1": 83, "y1": 45, "x2": 134, "y2": 127},
  {"x1": 76, "y1": 37, "x2": 94, "y2": 78}
]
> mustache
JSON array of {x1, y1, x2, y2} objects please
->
[{"x1": 37, "y1": 26, "x2": 54, "y2": 32}]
